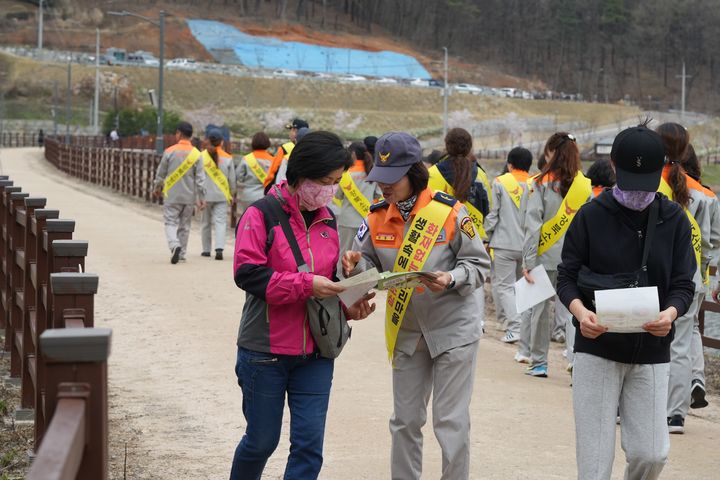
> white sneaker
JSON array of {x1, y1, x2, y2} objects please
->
[
  {"x1": 501, "y1": 331, "x2": 519, "y2": 344},
  {"x1": 514, "y1": 352, "x2": 531, "y2": 364}
]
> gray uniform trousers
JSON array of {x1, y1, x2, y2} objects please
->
[
  {"x1": 491, "y1": 248, "x2": 522, "y2": 334},
  {"x1": 201, "y1": 201, "x2": 228, "y2": 253},
  {"x1": 163, "y1": 203, "x2": 193, "y2": 257},
  {"x1": 668, "y1": 292, "x2": 703, "y2": 418},
  {"x1": 390, "y1": 337, "x2": 478, "y2": 480},
  {"x1": 559, "y1": 296, "x2": 576, "y2": 363},
  {"x1": 573, "y1": 353, "x2": 669, "y2": 480},
  {"x1": 691, "y1": 313, "x2": 706, "y2": 384},
  {"x1": 518, "y1": 270, "x2": 572, "y2": 368}
]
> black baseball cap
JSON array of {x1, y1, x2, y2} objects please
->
[
  {"x1": 206, "y1": 128, "x2": 223, "y2": 142},
  {"x1": 610, "y1": 126, "x2": 667, "y2": 192},
  {"x1": 285, "y1": 118, "x2": 309, "y2": 130},
  {"x1": 365, "y1": 132, "x2": 422, "y2": 184}
]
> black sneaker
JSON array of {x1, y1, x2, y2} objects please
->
[
  {"x1": 215, "y1": 249, "x2": 223, "y2": 261},
  {"x1": 690, "y1": 380, "x2": 709, "y2": 409},
  {"x1": 171, "y1": 246, "x2": 181, "y2": 264},
  {"x1": 668, "y1": 415, "x2": 684, "y2": 434},
  {"x1": 201, "y1": 252, "x2": 211, "y2": 257}
]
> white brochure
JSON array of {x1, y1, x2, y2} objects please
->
[
  {"x1": 514, "y1": 265, "x2": 556, "y2": 313},
  {"x1": 595, "y1": 286, "x2": 659, "y2": 333}
]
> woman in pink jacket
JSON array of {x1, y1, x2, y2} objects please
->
[{"x1": 230, "y1": 131, "x2": 375, "y2": 480}]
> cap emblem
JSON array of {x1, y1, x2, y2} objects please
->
[
  {"x1": 636, "y1": 156, "x2": 643, "y2": 168},
  {"x1": 379, "y1": 152, "x2": 391, "y2": 163}
]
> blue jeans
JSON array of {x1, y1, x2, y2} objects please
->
[{"x1": 230, "y1": 347, "x2": 334, "y2": 480}]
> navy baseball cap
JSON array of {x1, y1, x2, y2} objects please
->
[
  {"x1": 611, "y1": 126, "x2": 667, "y2": 192},
  {"x1": 366, "y1": 132, "x2": 422, "y2": 184},
  {"x1": 206, "y1": 128, "x2": 223, "y2": 142}
]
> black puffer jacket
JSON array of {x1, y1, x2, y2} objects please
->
[{"x1": 557, "y1": 190, "x2": 696, "y2": 364}]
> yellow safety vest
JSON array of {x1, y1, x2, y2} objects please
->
[
  {"x1": 537, "y1": 173, "x2": 591, "y2": 256},
  {"x1": 338, "y1": 172, "x2": 371, "y2": 218},
  {"x1": 427, "y1": 165, "x2": 488, "y2": 239},
  {"x1": 658, "y1": 177, "x2": 702, "y2": 273},
  {"x1": 243, "y1": 152, "x2": 268, "y2": 184},
  {"x1": 281, "y1": 142, "x2": 294, "y2": 159},
  {"x1": 162, "y1": 147, "x2": 201, "y2": 197},
  {"x1": 202, "y1": 151, "x2": 233, "y2": 203},
  {"x1": 385, "y1": 194, "x2": 455, "y2": 363},
  {"x1": 497, "y1": 172, "x2": 523, "y2": 208}
]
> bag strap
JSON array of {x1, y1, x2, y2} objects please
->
[
  {"x1": 640, "y1": 198, "x2": 659, "y2": 270},
  {"x1": 266, "y1": 192, "x2": 309, "y2": 272}
]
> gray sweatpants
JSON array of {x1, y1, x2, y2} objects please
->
[
  {"x1": 519, "y1": 270, "x2": 571, "y2": 368},
  {"x1": 163, "y1": 203, "x2": 193, "y2": 257},
  {"x1": 691, "y1": 314, "x2": 706, "y2": 384},
  {"x1": 573, "y1": 352, "x2": 670, "y2": 480},
  {"x1": 668, "y1": 292, "x2": 703, "y2": 418},
  {"x1": 390, "y1": 338, "x2": 478, "y2": 480},
  {"x1": 491, "y1": 248, "x2": 523, "y2": 334},
  {"x1": 201, "y1": 201, "x2": 228, "y2": 253}
]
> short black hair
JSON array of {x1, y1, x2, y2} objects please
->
[
  {"x1": 406, "y1": 162, "x2": 429, "y2": 196},
  {"x1": 586, "y1": 159, "x2": 616, "y2": 188},
  {"x1": 251, "y1": 131, "x2": 271, "y2": 151},
  {"x1": 507, "y1": 147, "x2": 532, "y2": 172},
  {"x1": 286, "y1": 131, "x2": 353, "y2": 186},
  {"x1": 363, "y1": 136, "x2": 378, "y2": 155},
  {"x1": 176, "y1": 121, "x2": 193, "y2": 138}
]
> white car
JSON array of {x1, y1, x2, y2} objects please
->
[
  {"x1": 338, "y1": 74, "x2": 367, "y2": 82},
  {"x1": 273, "y1": 69, "x2": 299, "y2": 78},
  {"x1": 373, "y1": 77, "x2": 398, "y2": 84},
  {"x1": 167, "y1": 58, "x2": 196, "y2": 69},
  {"x1": 409, "y1": 78, "x2": 429, "y2": 87},
  {"x1": 453, "y1": 83, "x2": 483, "y2": 94}
]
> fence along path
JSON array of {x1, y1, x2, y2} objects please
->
[
  {"x1": 2, "y1": 146, "x2": 720, "y2": 478},
  {"x1": 0, "y1": 168, "x2": 110, "y2": 478}
]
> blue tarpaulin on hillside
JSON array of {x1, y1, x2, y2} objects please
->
[{"x1": 187, "y1": 19, "x2": 430, "y2": 79}]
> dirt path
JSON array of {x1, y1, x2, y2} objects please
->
[{"x1": 2, "y1": 147, "x2": 719, "y2": 479}]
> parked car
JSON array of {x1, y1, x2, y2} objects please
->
[
  {"x1": 273, "y1": 69, "x2": 299, "y2": 78},
  {"x1": 338, "y1": 74, "x2": 367, "y2": 82},
  {"x1": 499, "y1": 87, "x2": 516, "y2": 98},
  {"x1": 453, "y1": 83, "x2": 483, "y2": 94},
  {"x1": 127, "y1": 51, "x2": 159, "y2": 66},
  {"x1": 167, "y1": 58, "x2": 196, "y2": 69},
  {"x1": 428, "y1": 78, "x2": 445, "y2": 88},
  {"x1": 373, "y1": 77, "x2": 398, "y2": 84},
  {"x1": 409, "y1": 78, "x2": 429, "y2": 87}
]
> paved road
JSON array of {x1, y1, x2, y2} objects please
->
[{"x1": 2, "y1": 147, "x2": 719, "y2": 479}]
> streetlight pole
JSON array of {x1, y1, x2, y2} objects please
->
[
  {"x1": 65, "y1": 59, "x2": 71, "y2": 145},
  {"x1": 94, "y1": 28, "x2": 100, "y2": 134},
  {"x1": 676, "y1": 60, "x2": 691, "y2": 120},
  {"x1": 108, "y1": 10, "x2": 166, "y2": 153},
  {"x1": 37, "y1": 0, "x2": 43, "y2": 50},
  {"x1": 442, "y1": 46, "x2": 448, "y2": 140}
]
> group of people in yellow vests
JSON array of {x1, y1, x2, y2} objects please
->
[{"x1": 154, "y1": 117, "x2": 713, "y2": 480}]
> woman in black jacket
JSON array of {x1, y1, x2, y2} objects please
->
[{"x1": 557, "y1": 125, "x2": 695, "y2": 480}]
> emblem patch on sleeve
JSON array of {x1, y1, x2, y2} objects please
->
[
  {"x1": 357, "y1": 220, "x2": 369, "y2": 241},
  {"x1": 460, "y1": 216, "x2": 476, "y2": 239}
]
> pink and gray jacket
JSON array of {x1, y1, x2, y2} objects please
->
[{"x1": 233, "y1": 182, "x2": 340, "y2": 355}]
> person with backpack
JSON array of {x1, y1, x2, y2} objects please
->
[
  {"x1": 230, "y1": 131, "x2": 374, "y2": 480},
  {"x1": 200, "y1": 129, "x2": 236, "y2": 260},
  {"x1": 343, "y1": 131, "x2": 490, "y2": 480},
  {"x1": 519, "y1": 132, "x2": 592, "y2": 377},
  {"x1": 484, "y1": 147, "x2": 532, "y2": 344},
  {"x1": 334, "y1": 141, "x2": 382, "y2": 269},
  {"x1": 557, "y1": 124, "x2": 695, "y2": 480}
]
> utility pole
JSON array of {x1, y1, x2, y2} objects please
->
[
  {"x1": 65, "y1": 59, "x2": 71, "y2": 144},
  {"x1": 37, "y1": 0, "x2": 43, "y2": 50},
  {"x1": 157, "y1": 10, "x2": 165, "y2": 154},
  {"x1": 442, "y1": 46, "x2": 448, "y2": 140},
  {"x1": 93, "y1": 28, "x2": 100, "y2": 134},
  {"x1": 52, "y1": 80, "x2": 58, "y2": 135},
  {"x1": 676, "y1": 61, "x2": 691, "y2": 119}
]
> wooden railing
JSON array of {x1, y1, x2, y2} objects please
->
[
  {"x1": 1, "y1": 131, "x2": 43, "y2": 148},
  {"x1": 0, "y1": 173, "x2": 109, "y2": 479}
]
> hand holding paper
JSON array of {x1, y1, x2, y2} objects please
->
[
  {"x1": 594, "y1": 287, "x2": 659, "y2": 333},
  {"x1": 514, "y1": 265, "x2": 556, "y2": 313}
]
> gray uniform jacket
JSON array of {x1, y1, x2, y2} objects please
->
[
  {"x1": 154, "y1": 139, "x2": 206, "y2": 205},
  {"x1": 351, "y1": 189, "x2": 491, "y2": 358},
  {"x1": 335, "y1": 167, "x2": 382, "y2": 229},
  {"x1": 202, "y1": 149, "x2": 237, "y2": 203},
  {"x1": 236, "y1": 151, "x2": 273, "y2": 207},
  {"x1": 682, "y1": 179, "x2": 712, "y2": 290},
  {"x1": 484, "y1": 173, "x2": 529, "y2": 251},
  {"x1": 522, "y1": 178, "x2": 591, "y2": 272}
]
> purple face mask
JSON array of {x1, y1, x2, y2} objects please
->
[{"x1": 612, "y1": 185, "x2": 656, "y2": 211}]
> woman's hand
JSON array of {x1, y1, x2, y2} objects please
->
[
  {"x1": 345, "y1": 292, "x2": 377, "y2": 320},
  {"x1": 342, "y1": 251, "x2": 362, "y2": 277},
  {"x1": 569, "y1": 299, "x2": 606, "y2": 339},
  {"x1": 312, "y1": 276, "x2": 345, "y2": 299},
  {"x1": 643, "y1": 307, "x2": 677, "y2": 337},
  {"x1": 420, "y1": 271, "x2": 452, "y2": 292},
  {"x1": 522, "y1": 268, "x2": 534, "y2": 284}
]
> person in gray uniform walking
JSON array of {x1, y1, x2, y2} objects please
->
[
  {"x1": 153, "y1": 121, "x2": 206, "y2": 264},
  {"x1": 200, "y1": 129, "x2": 236, "y2": 260}
]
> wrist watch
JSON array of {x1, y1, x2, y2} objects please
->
[{"x1": 446, "y1": 272, "x2": 456, "y2": 290}]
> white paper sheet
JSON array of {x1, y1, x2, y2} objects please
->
[
  {"x1": 595, "y1": 286, "x2": 659, "y2": 333},
  {"x1": 514, "y1": 265, "x2": 556, "y2": 313},
  {"x1": 337, "y1": 268, "x2": 379, "y2": 307}
]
